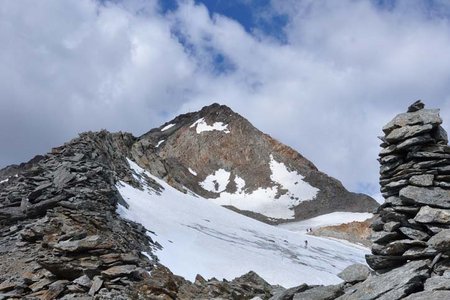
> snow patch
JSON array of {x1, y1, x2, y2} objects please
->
[
  {"x1": 188, "y1": 168, "x2": 197, "y2": 176},
  {"x1": 208, "y1": 156, "x2": 319, "y2": 219},
  {"x1": 277, "y1": 212, "x2": 374, "y2": 233},
  {"x1": 190, "y1": 118, "x2": 230, "y2": 134},
  {"x1": 156, "y1": 140, "x2": 165, "y2": 147},
  {"x1": 161, "y1": 123, "x2": 175, "y2": 131},
  {"x1": 235, "y1": 175, "x2": 246, "y2": 193},
  {"x1": 117, "y1": 158, "x2": 369, "y2": 288},
  {"x1": 200, "y1": 169, "x2": 230, "y2": 193},
  {"x1": 0, "y1": 178, "x2": 9, "y2": 184}
]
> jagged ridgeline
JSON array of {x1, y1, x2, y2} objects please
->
[{"x1": 0, "y1": 104, "x2": 377, "y2": 299}]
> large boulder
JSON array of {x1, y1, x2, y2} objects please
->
[{"x1": 337, "y1": 264, "x2": 371, "y2": 283}]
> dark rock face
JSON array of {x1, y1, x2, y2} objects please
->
[{"x1": 133, "y1": 103, "x2": 378, "y2": 223}]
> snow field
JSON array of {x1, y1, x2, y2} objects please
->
[{"x1": 117, "y1": 159, "x2": 369, "y2": 288}]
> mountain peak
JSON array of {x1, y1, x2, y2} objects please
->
[{"x1": 133, "y1": 104, "x2": 378, "y2": 223}]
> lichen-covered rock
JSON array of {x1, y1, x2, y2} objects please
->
[
  {"x1": 337, "y1": 260, "x2": 430, "y2": 300},
  {"x1": 415, "y1": 206, "x2": 450, "y2": 224},
  {"x1": 337, "y1": 264, "x2": 371, "y2": 283},
  {"x1": 427, "y1": 229, "x2": 450, "y2": 252}
]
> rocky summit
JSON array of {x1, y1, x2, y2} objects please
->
[{"x1": 134, "y1": 103, "x2": 378, "y2": 223}]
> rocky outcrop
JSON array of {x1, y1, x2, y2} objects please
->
[
  {"x1": 0, "y1": 131, "x2": 160, "y2": 299},
  {"x1": 0, "y1": 130, "x2": 292, "y2": 299}
]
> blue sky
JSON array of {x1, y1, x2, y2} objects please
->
[{"x1": 1, "y1": 0, "x2": 450, "y2": 200}]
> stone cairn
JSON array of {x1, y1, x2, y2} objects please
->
[{"x1": 367, "y1": 100, "x2": 450, "y2": 272}]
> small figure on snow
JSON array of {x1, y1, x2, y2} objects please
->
[{"x1": 304, "y1": 240, "x2": 308, "y2": 248}]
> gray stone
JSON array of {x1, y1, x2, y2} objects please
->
[
  {"x1": 88, "y1": 276, "x2": 102, "y2": 296},
  {"x1": 52, "y1": 166, "x2": 76, "y2": 188},
  {"x1": 379, "y1": 155, "x2": 403, "y2": 164},
  {"x1": 379, "y1": 145, "x2": 398, "y2": 156},
  {"x1": 269, "y1": 284, "x2": 309, "y2": 300},
  {"x1": 385, "y1": 124, "x2": 433, "y2": 143},
  {"x1": 293, "y1": 284, "x2": 343, "y2": 300},
  {"x1": 393, "y1": 206, "x2": 420, "y2": 215},
  {"x1": 400, "y1": 186, "x2": 450, "y2": 208},
  {"x1": 337, "y1": 260, "x2": 430, "y2": 300},
  {"x1": 415, "y1": 206, "x2": 450, "y2": 224},
  {"x1": 408, "y1": 152, "x2": 450, "y2": 160},
  {"x1": 424, "y1": 275, "x2": 450, "y2": 291},
  {"x1": 101, "y1": 265, "x2": 138, "y2": 278},
  {"x1": 385, "y1": 179, "x2": 409, "y2": 189},
  {"x1": 385, "y1": 196, "x2": 404, "y2": 206},
  {"x1": 409, "y1": 174, "x2": 434, "y2": 187},
  {"x1": 427, "y1": 229, "x2": 450, "y2": 252},
  {"x1": 407, "y1": 100, "x2": 425, "y2": 112},
  {"x1": 73, "y1": 275, "x2": 91, "y2": 288},
  {"x1": 384, "y1": 221, "x2": 401, "y2": 232},
  {"x1": 40, "y1": 280, "x2": 68, "y2": 300},
  {"x1": 436, "y1": 181, "x2": 450, "y2": 189},
  {"x1": 403, "y1": 247, "x2": 437, "y2": 258},
  {"x1": 378, "y1": 239, "x2": 427, "y2": 256},
  {"x1": 425, "y1": 224, "x2": 450, "y2": 234},
  {"x1": 399, "y1": 227, "x2": 430, "y2": 241},
  {"x1": 371, "y1": 231, "x2": 400, "y2": 244},
  {"x1": 365, "y1": 254, "x2": 407, "y2": 270},
  {"x1": 383, "y1": 108, "x2": 442, "y2": 134},
  {"x1": 337, "y1": 264, "x2": 370, "y2": 283},
  {"x1": 396, "y1": 135, "x2": 435, "y2": 150},
  {"x1": 52, "y1": 235, "x2": 109, "y2": 252},
  {"x1": 404, "y1": 290, "x2": 450, "y2": 299},
  {"x1": 434, "y1": 126, "x2": 449, "y2": 145},
  {"x1": 29, "y1": 278, "x2": 53, "y2": 292}
]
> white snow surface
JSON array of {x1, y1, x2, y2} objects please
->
[
  {"x1": 199, "y1": 169, "x2": 230, "y2": 193},
  {"x1": 117, "y1": 158, "x2": 369, "y2": 288},
  {"x1": 0, "y1": 178, "x2": 9, "y2": 184},
  {"x1": 207, "y1": 155, "x2": 319, "y2": 219},
  {"x1": 156, "y1": 140, "x2": 165, "y2": 148},
  {"x1": 161, "y1": 123, "x2": 175, "y2": 131},
  {"x1": 188, "y1": 168, "x2": 197, "y2": 176},
  {"x1": 190, "y1": 117, "x2": 230, "y2": 134},
  {"x1": 277, "y1": 212, "x2": 374, "y2": 233}
]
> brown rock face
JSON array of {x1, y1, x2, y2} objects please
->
[{"x1": 132, "y1": 103, "x2": 378, "y2": 223}]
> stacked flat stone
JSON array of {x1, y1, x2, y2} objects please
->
[{"x1": 367, "y1": 100, "x2": 450, "y2": 271}]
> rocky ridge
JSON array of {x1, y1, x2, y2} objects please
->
[
  {"x1": 0, "y1": 104, "x2": 378, "y2": 299},
  {"x1": 0, "y1": 131, "x2": 291, "y2": 299}
]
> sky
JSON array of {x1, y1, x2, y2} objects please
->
[{"x1": 1, "y1": 0, "x2": 450, "y2": 200}]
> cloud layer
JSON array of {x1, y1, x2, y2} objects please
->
[{"x1": 1, "y1": 0, "x2": 450, "y2": 197}]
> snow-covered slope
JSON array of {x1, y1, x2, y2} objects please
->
[
  {"x1": 117, "y1": 159, "x2": 369, "y2": 288},
  {"x1": 204, "y1": 155, "x2": 320, "y2": 219},
  {"x1": 277, "y1": 212, "x2": 374, "y2": 233}
]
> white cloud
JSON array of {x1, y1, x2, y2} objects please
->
[{"x1": 1, "y1": 0, "x2": 450, "y2": 198}]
